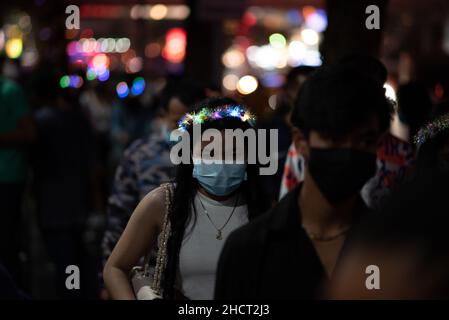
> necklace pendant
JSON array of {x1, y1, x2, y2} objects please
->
[{"x1": 216, "y1": 231, "x2": 222, "y2": 240}]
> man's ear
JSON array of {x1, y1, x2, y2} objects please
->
[{"x1": 291, "y1": 126, "x2": 309, "y2": 158}]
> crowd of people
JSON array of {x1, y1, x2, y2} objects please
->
[{"x1": 1, "y1": 53, "x2": 449, "y2": 299}]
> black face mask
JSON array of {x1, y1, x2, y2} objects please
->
[{"x1": 307, "y1": 148, "x2": 377, "y2": 204}]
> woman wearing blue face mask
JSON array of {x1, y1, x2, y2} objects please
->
[{"x1": 103, "y1": 97, "x2": 270, "y2": 300}]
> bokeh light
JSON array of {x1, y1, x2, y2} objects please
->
[
  {"x1": 0, "y1": 30, "x2": 5, "y2": 51},
  {"x1": 150, "y1": 4, "x2": 168, "y2": 20},
  {"x1": 69, "y1": 75, "x2": 83, "y2": 88},
  {"x1": 269, "y1": 33, "x2": 287, "y2": 49},
  {"x1": 384, "y1": 83, "x2": 397, "y2": 102},
  {"x1": 116, "y1": 81, "x2": 129, "y2": 98},
  {"x1": 59, "y1": 75, "x2": 70, "y2": 89},
  {"x1": 126, "y1": 57, "x2": 143, "y2": 74},
  {"x1": 222, "y1": 48, "x2": 245, "y2": 69},
  {"x1": 301, "y1": 29, "x2": 319, "y2": 46},
  {"x1": 302, "y1": 6, "x2": 316, "y2": 20},
  {"x1": 268, "y1": 95, "x2": 277, "y2": 109},
  {"x1": 5, "y1": 38, "x2": 23, "y2": 59},
  {"x1": 86, "y1": 68, "x2": 96, "y2": 81},
  {"x1": 21, "y1": 49, "x2": 39, "y2": 68},
  {"x1": 222, "y1": 74, "x2": 239, "y2": 91},
  {"x1": 92, "y1": 53, "x2": 110, "y2": 70},
  {"x1": 305, "y1": 9, "x2": 328, "y2": 32},
  {"x1": 237, "y1": 75, "x2": 258, "y2": 95},
  {"x1": 166, "y1": 5, "x2": 190, "y2": 20},
  {"x1": 115, "y1": 38, "x2": 131, "y2": 53},
  {"x1": 162, "y1": 28, "x2": 186, "y2": 63},
  {"x1": 131, "y1": 77, "x2": 146, "y2": 96},
  {"x1": 288, "y1": 41, "x2": 307, "y2": 66},
  {"x1": 97, "y1": 68, "x2": 110, "y2": 82},
  {"x1": 66, "y1": 41, "x2": 78, "y2": 56},
  {"x1": 145, "y1": 42, "x2": 161, "y2": 58}
]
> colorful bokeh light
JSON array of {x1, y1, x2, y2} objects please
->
[
  {"x1": 59, "y1": 75, "x2": 70, "y2": 88},
  {"x1": 162, "y1": 28, "x2": 186, "y2": 63},
  {"x1": 237, "y1": 75, "x2": 258, "y2": 95},
  {"x1": 116, "y1": 81, "x2": 129, "y2": 98},
  {"x1": 131, "y1": 77, "x2": 145, "y2": 96},
  {"x1": 5, "y1": 38, "x2": 23, "y2": 59}
]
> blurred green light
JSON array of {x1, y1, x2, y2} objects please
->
[
  {"x1": 269, "y1": 33, "x2": 286, "y2": 49},
  {"x1": 59, "y1": 75, "x2": 70, "y2": 88},
  {"x1": 86, "y1": 68, "x2": 96, "y2": 81}
]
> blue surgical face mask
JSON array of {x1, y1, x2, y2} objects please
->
[{"x1": 192, "y1": 162, "x2": 247, "y2": 196}]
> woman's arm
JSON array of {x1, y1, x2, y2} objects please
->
[{"x1": 103, "y1": 186, "x2": 166, "y2": 300}]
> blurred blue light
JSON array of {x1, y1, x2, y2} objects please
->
[
  {"x1": 116, "y1": 82, "x2": 129, "y2": 98},
  {"x1": 131, "y1": 77, "x2": 145, "y2": 96},
  {"x1": 287, "y1": 10, "x2": 302, "y2": 26},
  {"x1": 261, "y1": 72, "x2": 284, "y2": 88},
  {"x1": 97, "y1": 69, "x2": 110, "y2": 82},
  {"x1": 305, "y1": 9, "x2": 327, "y2": 32}
]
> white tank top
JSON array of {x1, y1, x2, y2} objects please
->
[{"x1": 179, "y1": 191, "x2": 248, "y2": 300}]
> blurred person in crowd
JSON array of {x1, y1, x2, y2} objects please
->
[
  {"x1": 80, "y1": 81, "x2": 114, "y2": 140},
  {"x1": 101, "y1": 79, "x2": 205, "y2": 298},
  {"x1": 430, "y1": 99, "x2": 449, "y2": 121},
  {"x1": 412, "y1": 111, "x2": 449, "y2": 178},
  {"x1": 277, "y1": 66, "x2": 317, "y2": 200},
  {"x1": 340, "y1": 56, "x2": 417, "y2": 209},
  {"x1": 260, "y1": 66, "x2": 316, "y2": 203},
  {"x1": 109, "y1": 76, "x2": 156, "y2": 171},
  {"x1": 0, "y1": 69, "x2": 35, "y2": 286},
  {"x1": 396, "y1": 81, "x2": 433, "y2": 143},
  {"x1": 279, "y1": 56, "x2": 416, "y2": 211},
  {"x1": 32, "y1": 76, "x2": 98, "y2": 299},
  {"x1": 104, "y1": 98, "x2": 270, "y2": 299},
  {"x1": 280, "y1": 56, "x2": 391, "y2": 200},
  {"x1": 80, "y1": 80, "x2": 114, "y2": 213},
  {"x1": 327, "y1": 172, "x2": 449, "y2": 299},
  {"x1": 416, "y1": 23, "x2": 449, "y2": 103},
  {"x1": 215, "y1": 65, "x2": 393, "y2": 299},
  {"x1": 328, "y1": 112, "x2": 449, "y2": 299}
]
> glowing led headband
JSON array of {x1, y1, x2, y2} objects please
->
[
  {"x1": 178, "y1": 104, "x2": 257, "y2": 132},
  {"x1": 414, "y1": 113, "x2": 449, "y2": 148}
]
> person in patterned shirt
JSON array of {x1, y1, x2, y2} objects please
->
[{"x1": 100, "y1": 80, "x2": 205, "y2": 297}]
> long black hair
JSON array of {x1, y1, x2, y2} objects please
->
[{"x1": 162, "y1": 97, "x2": 270, "y2": 299}]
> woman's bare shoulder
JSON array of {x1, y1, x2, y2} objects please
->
[{"x1": 132, "y1": 184, "x2": 171, "y2": 230}]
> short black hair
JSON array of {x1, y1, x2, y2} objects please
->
[
  {"x1": 337, "y1": 54, "x2": 388, "y2": 85},
  {"x1": 290, "y1": 64, "x2": 394, "y2": 139},
  {"x1": 285, "y1": 65, "x2": 317, "y2": 87},
  {"x1": 397, "y1": 81, "x2": 433, "y2": 138},
  {"x1": 158, "y1": 77, "x2": 206, "y2": 111}
]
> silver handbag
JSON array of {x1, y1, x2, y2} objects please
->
[{"x1": 129, "y1": 183, "x2": 173, "y2": 300}]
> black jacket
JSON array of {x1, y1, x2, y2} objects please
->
[{"x1": 214, "y1": 184, "x2": 370, "y2": 299}]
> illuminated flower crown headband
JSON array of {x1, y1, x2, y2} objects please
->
[
  {"x1": 178, "y1": 104, "x2": 257, "y2": 132},
  {"x1": 414, "y1": 113, "x2": 449, "y2": 148}
]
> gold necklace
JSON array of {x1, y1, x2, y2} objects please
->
[
  {"x1": 302, "y1": 224, "x2": 351, "y2": 242},
  {"x1": 197, "y1": 193, "x2": 240, "y2": 240},
  {"x1": 299, "y1": 197, "x2": 351, "y2": 242}
]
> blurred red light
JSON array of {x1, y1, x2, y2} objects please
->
[{"x1": 162, "y1": 28, "x2": 187, "y2": 63}]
